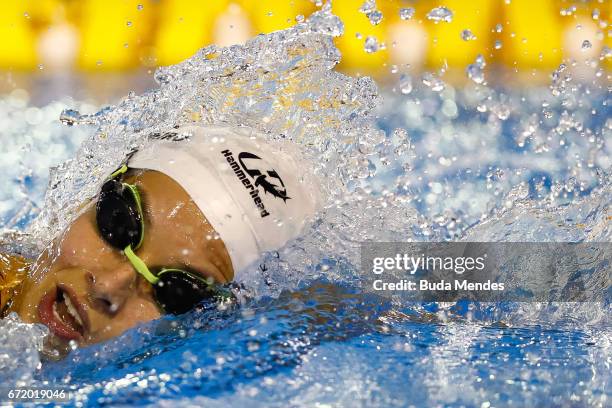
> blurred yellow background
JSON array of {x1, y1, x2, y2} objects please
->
[{"x1": 0, "y1": 0, "x2": 609, "y2": 80}]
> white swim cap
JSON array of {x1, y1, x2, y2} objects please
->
[{"x1": 127, "y1": 124, "x2": 321, "y2": 277}]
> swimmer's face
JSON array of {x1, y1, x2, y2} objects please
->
[{"x1": 14, "y1": 170, "x2": 234, "y2": 352}]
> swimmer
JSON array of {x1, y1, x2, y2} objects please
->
[{"x1": 0, "y1": 124, "x2": 320, "y2": 354}]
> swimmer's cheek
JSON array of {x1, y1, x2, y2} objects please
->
[{"x1": 84, "y1": 296, "x2": 161, "y2": 345}]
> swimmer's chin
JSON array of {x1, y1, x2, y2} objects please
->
[{"x1": 38, "y1": 325, "x2": 105, "y2": 361}]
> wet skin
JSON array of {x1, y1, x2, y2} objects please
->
[{"x1": 12, "y1": 170, "x2": 234, "y2": 349}]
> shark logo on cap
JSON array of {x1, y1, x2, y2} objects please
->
[{"x1": 238, "y1": 152, "x2": 291, "y2": 202}]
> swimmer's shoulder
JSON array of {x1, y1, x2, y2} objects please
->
[{"x1": 0, "y1": 253, "x2": 30, "y2": 318}]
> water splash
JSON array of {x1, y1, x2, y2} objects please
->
[
  {"x1": 0, "y1": 4, "x2": 609, "y2": 404},
  {"x1": 0, "y1": 313, "x2": 47, "y2": 386},
  {"x1": 25, "y1": 5, "x2": 372, "y2": 252}
]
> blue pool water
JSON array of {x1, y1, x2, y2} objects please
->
[
  {"x1": 36, "y1": 281, "x2": 610, "y2": 406},
  {"x1": 1, "y1": 7, "x2": 610, "y2": 407}
]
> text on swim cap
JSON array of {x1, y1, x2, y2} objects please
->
[{"x1": 222, "y1": 149, "x2": 270, "y2": 218}]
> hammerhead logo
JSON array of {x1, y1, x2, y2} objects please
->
[{"x1": 238, "y1": 152, "x2": 291, "y2": 202}]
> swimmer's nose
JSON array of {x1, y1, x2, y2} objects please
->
[{"x1": 87, "y1": 264, "x2": 136, "y2": 315}]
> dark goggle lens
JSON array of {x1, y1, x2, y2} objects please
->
[
  {"x1": 153, "y1": 271, "x2": 229, "y2": 315},
  {"x1": 96, "y1": 180, "x2": 143, "y2": 250}
]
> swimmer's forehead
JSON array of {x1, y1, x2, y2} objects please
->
[{"x1": 124, "y1": 170, "x2": 196, "y2": 206}]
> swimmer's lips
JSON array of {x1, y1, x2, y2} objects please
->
[{"x1": 38, "y1": 285, "x2": 90, "y2": 341}]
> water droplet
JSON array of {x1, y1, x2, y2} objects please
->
[
  {"x1": 466, "y1": 54, "x2": 486, "y2": 84},
  {"x1": 591, "y1": 8, "x2": 600, "y2": 20},
  {"x1": 295, "y1": 14, "x2": 305, "y2": 23},
  {"x1": 367, "y1": 10, "x2": 383, "y2": 26},
  {"x1": 466, "y1": 63, "x2": 485, "y2": 84},
  {"x1": 126, "y1": 21, "x2": 132, "y2": 27},
  {"x1": 581, "y1": 40, "x2": 592, "y2": 50},
  {"x1": 137, "y1": 4, "x2": 144, "y2": 11},
  {"x1": 494, "y1": 40, "x2": 503, "y2": 50},
  {"x1": 560, "y1": 7, "x2": 576, "y2": 16},
  {"x1": 438, "y1": 156, "x2": 452, "y2": 167},
  {"x1": 399, "y1": 7, "x2": 415, "y2": 21},
  {"x1": 494, "y1": 105, "x2": 510, "y2": 120},
  {"x1": 427, "y1": 7, "x2": 453, "y2": 23},
  {"x1": 422, "y1": 72, "x2": 445, "y2": 92},
  {"x1": 461, "y1": 29, "x2": 476, "y2": 41},
  {"x1": 38, "y1": 64, "x2": 44, "y2": 70},
  {"x1": 24, "y1": 12, "x2": 30, "y2": 19},
  {"x1": 399, "y1": 74, "x2": 413, "y2": 95},
  {"x1": 475, "y1": 54, "x2": 486, "y2": 68},
  {"x1": 494, "y1": 23, "x2": 503, "y2": 33},
  {"x1": 59, "y1": 109, "x2": 83, "y2": 126},
  {"x1": 364, "y1": 36, "x2": 380, "y2": 53},
  {"x1": 359, "y1": 0, "x2": 376, "y2": 14}
]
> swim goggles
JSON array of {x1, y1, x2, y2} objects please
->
[{"x1": 95, "y1": 165, "x2": 233, "y2": 315}]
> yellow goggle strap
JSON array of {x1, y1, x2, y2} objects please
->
[{"x1": 124, "y1": 245, "x2": 159, "y2": 285}]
